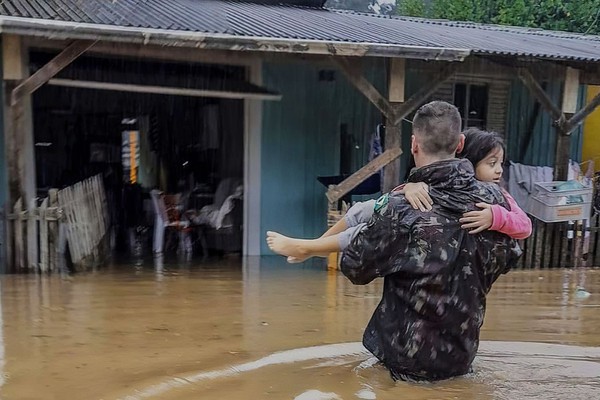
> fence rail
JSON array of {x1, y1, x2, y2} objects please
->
[{"x1": 3, "y1": 175, "x2": 109, "y2": 273}]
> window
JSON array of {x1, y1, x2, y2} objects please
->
[{"x1": 453, "y1": 83, "x2": 489, "y2": 129}]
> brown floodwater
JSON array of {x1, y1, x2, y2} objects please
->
[{"x1": 0, "y1": 256, "x2": 598, "y2": 400}]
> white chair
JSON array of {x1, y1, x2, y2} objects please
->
[{"x1": 150, "y1": 190, "x2": 192, "y2": 254}]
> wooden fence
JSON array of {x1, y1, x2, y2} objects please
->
[
  {"x1": 516, "y1": 214, "x2": 600, "y2": 269},
  {"x1": 4, "y1": 175, "x2": 110, "y2": 273}
]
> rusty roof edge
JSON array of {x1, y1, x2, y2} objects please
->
[{"x1": 0, "y1": 15, "x2": 471, "y2": 62}]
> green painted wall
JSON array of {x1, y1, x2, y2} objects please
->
[
  {"x1": 506, "y1": 79, "x2": 585, "y2": 166},
  {"x1": 260, "y1": 59, "x2": 385, "y2": 254},
  {"x1": 259, "y1": 61, "x2": 587, "y2": 255}
]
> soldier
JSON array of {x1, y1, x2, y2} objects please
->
[{"x1": 340, "y1": 101, "x2": 522, "y2": 381}]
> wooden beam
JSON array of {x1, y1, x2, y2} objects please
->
[
  {"x1": 390, "y1": 63, "x2": 458, "y2": 126},
  {"x1": 47, "y1": 78, "x2": 282, "y2": 101},
  {"x1": 333, "y1": 56, "x2": 395, "y2": 120},
  {"x1": 11, "y1": 40, "x2": 96, "y2": 106},
  {"x1": 517, "y1": 68, "x2": 563, "y2": 122},
  {"x1": 566, "y1": 90, "x2": 600, "y2": 133},
  {"x1": 326, "y1": 147, "x2": 402, "y2": 204}
]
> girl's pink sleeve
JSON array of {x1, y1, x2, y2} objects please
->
[{"x1": 490, "y1": 191, "x2": 532, "y2": 240}]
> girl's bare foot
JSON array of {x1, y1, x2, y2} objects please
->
[{"x1": 266, "y1": 231, "x2": 308, "y2": 259}]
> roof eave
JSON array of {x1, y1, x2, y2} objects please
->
[{"x1": 0, "y1": 16, "x2": 470, "y2": 62}]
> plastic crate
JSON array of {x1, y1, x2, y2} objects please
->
[{"x1": 528, "y1": 181, "x2": 593, "y2": 223}]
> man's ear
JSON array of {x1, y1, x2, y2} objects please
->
[
  {"x1": 455, "y1": 134, "x2": 465, "y2": 154},
  {"x1": 410, "y1": 135, "x2": 418, "y2": 155}
]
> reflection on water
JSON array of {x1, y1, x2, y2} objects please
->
[{"x1": 0, "y1": 257, "x2": 598, "y2": 399}]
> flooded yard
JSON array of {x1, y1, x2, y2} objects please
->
[{"x1": 0, "y1": 258, "x2": 598, "y2": 399}]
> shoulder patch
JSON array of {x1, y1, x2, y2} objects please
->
[{"x1": 374, "y1": 193, "x2": 389, "y2": 214}]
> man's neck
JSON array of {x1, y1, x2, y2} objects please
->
[{"x1": 414, "y1": 154, "x2": 455, "y2": 169}]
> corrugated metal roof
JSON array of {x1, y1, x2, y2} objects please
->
[{"x1": 0, "y1": 0, "x2": 599, "y2": 62}]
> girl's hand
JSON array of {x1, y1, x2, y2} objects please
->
[
  {"x1": 400, "y1": 182, "x2": 432, "y2": 212},
  {"x1": 460, "y1": 203, "x2": 493, "y2": 233}
]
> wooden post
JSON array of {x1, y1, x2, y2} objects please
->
[
  {"x1": 13, "y1": 198, "x2": 23, "y2": 270},
  {"x1": 86, "y1": 179, "x2": 99, "y2": 265},
  {"x1": 3, "y1": 35, "x2": 36, "y2": 268},
  {"x1": 388, "y1": 59, "x2": 405, "y2": 104},
  {"x1": 390, "y1": 63, "x2": 458, "y2": 126},
  {"x1": 3, "y1": 35, "x2": 29, "y2": 206},
  {"x1": 554, "y1": 67, "x2": 580, "y2": 181},
  {"x1": 384, "y1": 59, "x2": 405, "y2": 192},
  {"x1": 58, "y1": 187, "x2": 76, "y2": 267},
  {"x1": 48, "y1": 189, "x2": 59, "y2": 272},
  {"x1": 93, "y1": 175, "x2": 108, "y2": 261},
  {"x1": 27, "y1": 197, "x2": 38, "y2": 271},
  {"x1": 5, "y1": 204, "x2": 13, "y2": 272},
  {"x1": 39, "y1": 197, "x2": 49, "y2": 272},
  {"x1": 57, "y1": 219, "x2": 68, "y2": 275},
  {"x1": 4, "y1": 39, "x2": 95, "y2": 274},
  {"x1": 76, "y1": 182, "x2": 87, "y2": 267}
]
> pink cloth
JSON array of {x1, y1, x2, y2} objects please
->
[{"x1": 490, "y1": 191, "x2": 532, "y2": 240}]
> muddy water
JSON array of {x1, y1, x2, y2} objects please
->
[{"x1": 0, "y1": 257, "x2": 598, "y2": 400}]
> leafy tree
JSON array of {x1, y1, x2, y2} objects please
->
[
  {"x1": 397, "y1": 0, "x2": 425, "y2": 16},
  {"x1": 394, "y1": 0, "x2": 600, "y2": 35}
]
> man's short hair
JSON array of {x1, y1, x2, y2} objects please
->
[{"x1": 412, "y1": 101, "x2": 462, "y2": 156}]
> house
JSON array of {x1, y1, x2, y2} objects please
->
[{"x1": 0, "y1": 0, "x2": 599, "y2": 270}]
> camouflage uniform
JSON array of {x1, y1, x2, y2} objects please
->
[{"x1": 340, "y1": 159, "x2": 522, "y2": 381}]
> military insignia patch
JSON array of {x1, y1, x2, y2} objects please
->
[{"x1": 374, "y1": 193, "x2": 389, "y2": 214}]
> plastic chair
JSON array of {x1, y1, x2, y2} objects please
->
[{"x1": 150, "y1": 190, "x2": 192, "y2": 254}]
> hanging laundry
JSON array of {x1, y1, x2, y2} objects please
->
[{"x1": 508, "y1": 161, "x2": 553, "y2": 211}]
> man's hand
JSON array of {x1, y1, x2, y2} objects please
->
[
  {"x1": 460, "y1": 203, "x2": 493, "y2": 234},
  {"x1": 400, "y1": 182, "x2": 432, "y2": 212}
]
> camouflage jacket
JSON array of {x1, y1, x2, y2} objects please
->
[{"x1": 340, "y1": 158, "x2": 522, "y2": 381}]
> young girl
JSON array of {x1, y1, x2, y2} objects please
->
[{"x1": 266, "y1": 129, "x2": 532, "y2": 262}]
